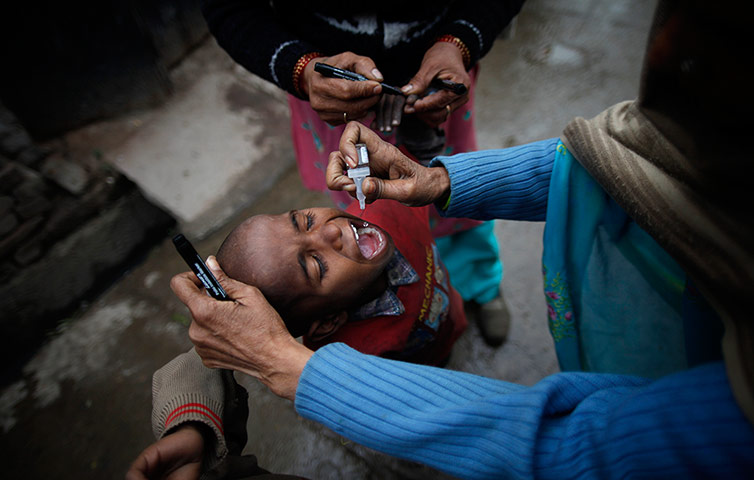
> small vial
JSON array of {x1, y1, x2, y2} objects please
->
[{"x1": 347, "y1": 143, "x2": 370, "y2": 211}]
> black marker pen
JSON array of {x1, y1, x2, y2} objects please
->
[
  {"x1": 314, "y1": 62, "x2": 405, "y2": 96},
  {"x1": 431, "y1": 78, "x2": 468, "y2": 95},
  {"x1": 172, "y1": 234, "x2": 230, "y2": 301}
]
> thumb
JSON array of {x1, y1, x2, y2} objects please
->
[
  {"x1": 363, "y1": 176, "x2": 421, "y2": 206},
  {"x1": 206, "y1": 256, "x2": 257, "y2": 300},
  {"x1": 401, "y1": 69, "x2": 433, "y2": 97}
]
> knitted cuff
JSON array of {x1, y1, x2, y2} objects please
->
[{"x1": 151, "y1": 349, "x2": 228, "y2": 468}]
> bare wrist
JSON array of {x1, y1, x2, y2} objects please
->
[
  {"x1": 435, "y1": 35, "x2": 471, "y2": 69},
  {"x1": 429, "y1": 166, "x2": 451, "y2": 205},
  {"x1": 256, "y1": 338, "x2": 314, "y2": 401}
]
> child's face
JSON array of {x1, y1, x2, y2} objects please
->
[{"x1": 227, "y1": 207, "x2": 395, "y2": 318}]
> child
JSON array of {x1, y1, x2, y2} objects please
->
[{"x1": 216, "y1": 199, "x2": 466, "y2": 366}]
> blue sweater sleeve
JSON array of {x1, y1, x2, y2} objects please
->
[
  {"x1": 429, "y1": 137, "x2": 558, "y2": 221},
  {"x1": 295, "y1": 343, "x2": 754, "y2": 480}
]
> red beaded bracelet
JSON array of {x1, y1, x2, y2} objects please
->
[
  {"x1": 436, "y1": 34, "x2": 471, "y2": 69},
  {"x1": 292, "y1": 52, "x2": 322, "y2": 97}
]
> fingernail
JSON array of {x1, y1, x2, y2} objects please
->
[
  {"x1": 405, "y1": 106, "x2": 415, "y2": 113},
  {"x1": 401, "y1": 84, "x2": 413, "y2": 93},
  {"x1": 207, "y1": 256, "x2": 220, "y2": 272},
  {"x1": 345, "y1": 155, "x2": 356, "y2": 167},
  {"x1": 373, "y1": 85, "x2": 381, "y2": 94},
  {"x1": 372, "y1": 69, "x2": 383, "y2": 81}
]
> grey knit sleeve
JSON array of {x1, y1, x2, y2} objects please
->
[{"x1": 151, "y1": 348, "x2": 228, "y2": 467}]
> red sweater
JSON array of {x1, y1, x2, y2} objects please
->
[{"x1": 305, "y1": 200, "x2": 467, "y2": 366}]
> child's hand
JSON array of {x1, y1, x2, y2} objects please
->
[
  {"x1": 125, "y1": 424, "x2": 204, "y2": 480},
  {"x1": 373, "y1": 93, "x2": 407, "y2": 133},
  {"x1": 326, "y1": 121, "x2": 451, "y2": 207},
  {"x1": 170, "y1": 257, "x2": 313, "y2": 401}
]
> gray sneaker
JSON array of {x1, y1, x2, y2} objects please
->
[{"x1": 467, "y1": 293, "x2": 511, "y2": 347}]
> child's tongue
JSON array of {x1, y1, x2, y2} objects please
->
[{"x1": 357, "y1": 229, "x2": 379, "y2": 259}]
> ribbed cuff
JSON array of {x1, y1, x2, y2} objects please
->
[
  {"x1": 151, "y1": 349, "x2": 228, "y2": 468},
  {"x1": 430, "y1": 138, "x2": 558, "y2": 221}
]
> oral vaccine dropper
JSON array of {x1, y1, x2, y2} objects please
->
[{"x1": 348, "y1": 143, "x2": 370, "y2": 211}]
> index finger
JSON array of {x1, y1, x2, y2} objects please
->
[
  {"x1": 320, "y1": 77, "x2": 382, "y2": 101},
  {"x1": 338, "y1": 121, "x2": 365, "y2": 167},
  {"x1": 325, "y1": 149, "x2": 357, "y2": 193},
  {"x1": 348, "y1": 56, "x2": 383, "y2": 81},
  {"x1": 338, "y1": 121, "x2": 385, "y2": 167}
]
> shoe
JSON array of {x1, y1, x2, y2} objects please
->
[{"x1": 468, "y1": 293, "x2": 511, "y2": 347}]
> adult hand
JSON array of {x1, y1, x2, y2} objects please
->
[
  {"x1": 401, "y1": 42, "x2": 471, "y2": 127},
  {"x1": 125, "y1": 424, "x2": 204, "y2": 480},
  {"x1": 301, "y1": 51, "x2": 384, "y2": 125},
  {"x1": 326, "y1": 121, "x2": 450, "y2": 207},
  {"x1": 170, "y1": 257, "x2": 313, "y2": 401}
]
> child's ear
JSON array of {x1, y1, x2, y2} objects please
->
[{"x1": 307, "y1": 311, "x2": 348, "y2": 341}]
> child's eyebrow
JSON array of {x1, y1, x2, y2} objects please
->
[{"x1": 289, "y1": 210, "x2": 313, "y2": 284}]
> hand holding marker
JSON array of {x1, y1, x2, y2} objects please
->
[
  {"x1": 173, "y1": 234, "x2": 229, "y2": 301},
  {"x1": 314, "y1": 63, "x2": 404, "y2": 95},
  {"x1": 314, "y1": 62, "x2": 468, "y2": 97}
]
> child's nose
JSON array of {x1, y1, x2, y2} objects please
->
[{"x1": 316, "y1": 222, "x2": 342, "y2": 250}]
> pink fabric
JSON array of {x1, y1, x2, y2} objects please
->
[{"x1": 287, "y1": 66, "x2": 483, "y2": 237}]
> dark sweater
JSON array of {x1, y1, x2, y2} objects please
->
[{"x1": 201, "y1": 0, "x2": 524, "y2": 97}]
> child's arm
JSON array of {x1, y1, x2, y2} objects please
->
[
  {"x1": 139, "y1": 349, "x2": 273, "y2": 478},
  {"x1": 150, "y1": 349, "x2": 230, "y2": 471}
]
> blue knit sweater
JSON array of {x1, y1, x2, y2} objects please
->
[
  {"x1": 295, "y1": 139, "x2": 754, "y2": 479},
  {"x1": 297, "y1": 344, "x2": 753, "y2": 479}
]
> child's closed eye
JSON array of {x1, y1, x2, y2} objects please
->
[{"x1": 312, "y1": 254, "x2": 328, "y2": 280}]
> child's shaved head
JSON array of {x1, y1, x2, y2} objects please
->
[{"x1": 216, "y1": 207, "x2": 395, "y2": 338}]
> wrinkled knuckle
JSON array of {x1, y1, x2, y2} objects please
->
[
  {"x1": 189, "y1": 302, "x2": 208, "y2": 323},
  {"x1": 188, "y1": 322, "x2": 201, "y2": 342},
  {"x1": 309, "y1": 97, "x2": 325, "y2": 110}
]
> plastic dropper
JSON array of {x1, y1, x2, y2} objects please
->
[{"x1": 348, "y1": 143, "x2": 370, "y2": 211}]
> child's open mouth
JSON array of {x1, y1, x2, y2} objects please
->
[{"x1": 350, "y1": 221, "x2": 385, "y2": 260}]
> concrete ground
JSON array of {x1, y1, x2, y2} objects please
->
[{"x1": 0, "y1": 1, "x2": 657, "y2": 478}]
